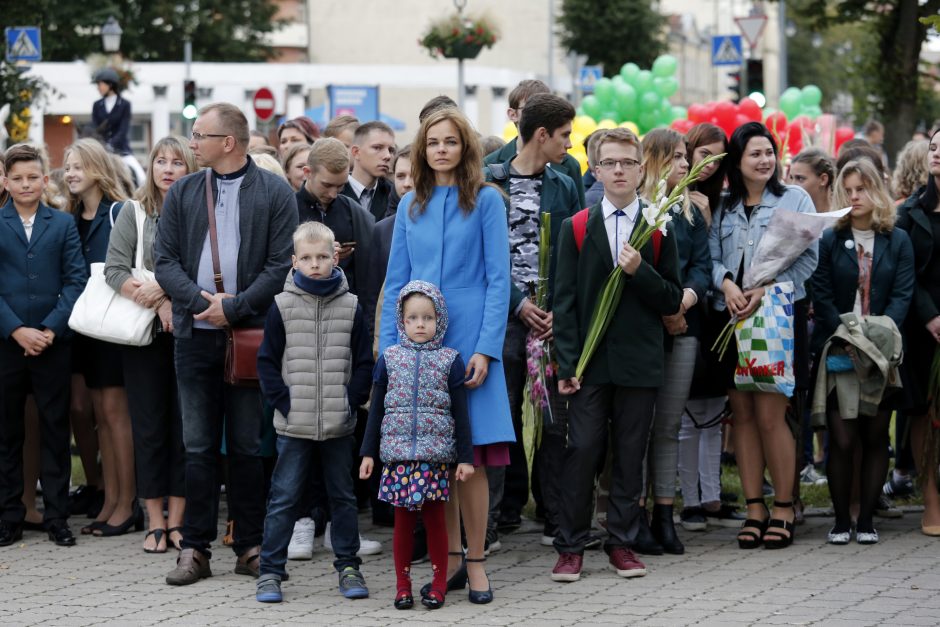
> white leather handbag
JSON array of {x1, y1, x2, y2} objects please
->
[{"x1": 68, "y1": 201, "x2": 157, "y2": 346}]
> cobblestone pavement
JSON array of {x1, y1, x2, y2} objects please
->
[{"x1": 1, "y1": 510, "x2": 939, "y2": 626}]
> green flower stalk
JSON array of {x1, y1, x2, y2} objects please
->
[
  {"x1": 575, "y1": 153, "x2": 726, "y2": 381},
  {"x1": 522, "y1": 212, "x2": 553, "y2": 482}
]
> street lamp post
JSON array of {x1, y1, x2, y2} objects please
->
[{"x1": 101, "y1": 16, "x2": 123, "y2": 54}]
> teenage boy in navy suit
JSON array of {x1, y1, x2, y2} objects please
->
[{"x1": 0, "y1": 144, "x2": 87, "y2": 547}]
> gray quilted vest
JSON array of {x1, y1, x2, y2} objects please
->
[{"x1": 272, "y1": 271, "x2": 358, "y2": 440}]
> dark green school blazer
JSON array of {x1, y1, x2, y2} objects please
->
[
  {"x1": 553, "y1": 201, "x2": 683, "y2": 387},
  {"x1": 484, "y1": 137, "x2": 587, "y2": 209}
]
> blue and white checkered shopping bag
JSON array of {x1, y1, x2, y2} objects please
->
[{"x1": 733, "y1": 281, "x2": 796, "y2": 397}]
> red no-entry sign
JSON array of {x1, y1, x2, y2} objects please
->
[{"x1": 253, "y1": 87, "x2": 275, "y2": 121}]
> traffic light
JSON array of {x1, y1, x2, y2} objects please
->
[
  {"x1": 746, "y1": 59, "x2": 764, "y2": 98},
  {"x1": 183, "y1": 80, "x2": 198, "y2": 120},
  {"x1": 727, "y1": 69, "x2": 742, "y2": 103}
]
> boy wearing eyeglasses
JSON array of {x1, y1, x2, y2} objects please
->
[{"x1": 550, "y1": 128, "x2": 683, "y2": 582}]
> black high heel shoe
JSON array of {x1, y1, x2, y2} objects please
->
[
  {"x1": 737, "y1": 497, "x2": 769, "y2": 549},
  {"x1": 763, "y1": 500, "x2": 795, "y2": 549},
  {"x1": 94, "y1": 503, "x2": 145, "y2": 537},
  {"x1": 465, "y1": 557, "x2": 493, "y2": 604},
  {"x1": 420, "y1": 551, "x2": 465, "y2": 599}
]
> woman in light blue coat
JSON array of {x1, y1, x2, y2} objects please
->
[
  {"x1": 380, "y1": 107, "x2": 512, "y2": 604},
  {"x1": 708, "y1": 122, "x2": 818, "y2": 551}
]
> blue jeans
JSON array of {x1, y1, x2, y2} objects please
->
[
  {"x1": 175, "y1": 330, "x2": 266, "y2": 558},
  {"x1": 260, "y1": 434, "x2": 361, "y2": 577}
]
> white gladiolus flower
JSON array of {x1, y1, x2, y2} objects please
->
[{"x1": 642, "y1": 204, "x2": 659, "y2": 226}]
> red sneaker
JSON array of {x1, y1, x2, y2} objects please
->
[
  {"x1": 551, "y1": 552, "x2": 583, "y2": 582},
  {"x1": 609, "y1": 547, "x2": 647, "y2": 578}
]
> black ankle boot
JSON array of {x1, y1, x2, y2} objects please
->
[
  {"x1": 633, "y1": 507, "x2": 664, "y2": 555},
  {"x1": 651, "y1": 504, "x2": 685, "y2": 555}
]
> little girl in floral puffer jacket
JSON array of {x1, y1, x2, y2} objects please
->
[{"x1": 360, "y1": 280, "x2": 474, "y2": 610}]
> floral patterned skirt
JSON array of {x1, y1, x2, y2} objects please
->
[{"x1": 378, "y1": 461, "x2": 450, "y2": 511}]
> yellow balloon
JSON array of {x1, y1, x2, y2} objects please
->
[
  {"x1": 502, "y1": 121, "x2": 518, "y2": 142},
  {"x1": 619, "y1": 121, "x2": 640, "y2": 135},
  {"x1": 572, "y1": 115, "x2": 597, "y2": 137},
  {"x1": 572, "y1": 150, "x2": 588, "y2": 174},
  {"x1": 570, "y1": 132, "x2": 586, "y2": 150},
  {"x1": 596, "y1": 119, "x2": 617, "y2": 130}
]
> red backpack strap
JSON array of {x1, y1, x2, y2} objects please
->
[{"x1": 572, "y1": 208, "x2": 590, "y2": 251}]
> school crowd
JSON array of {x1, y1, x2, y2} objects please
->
[{"x1": 1, "y1": 73, "x2": 939, "y2": 611}]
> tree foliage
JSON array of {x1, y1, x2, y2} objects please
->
[
  {"x1": 557, "y1": 0, "x2": 667, "y2": 75},
  {"x1": 784, "y1": 0, "x2": 940, "y2": 161},
  {"x1": 2, "y1": 1, "x2": 285, "y2": 63}
]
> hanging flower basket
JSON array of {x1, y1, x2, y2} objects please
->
[{"x1": 419, "y1": 13, "x2": 499, "y2": 60}]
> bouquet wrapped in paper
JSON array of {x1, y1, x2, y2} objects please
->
[{"x1": 742, "y1": 206, "x2": 851, "y2": 290}]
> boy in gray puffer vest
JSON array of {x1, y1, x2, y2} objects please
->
[{"x1": 256, "y1": 222, "x2": 373, "y2": 603}]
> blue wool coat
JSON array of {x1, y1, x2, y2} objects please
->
[{"x1": 380, "y1": 186, "x2": 515, "y2": 446}]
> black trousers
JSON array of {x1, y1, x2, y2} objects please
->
[
  {"x1": 555, "y1": 384, "x2": 656, "y2": 554},
  {"x1": 122, "y1": 333, "x2": 185, "y2": 499},
  {"x1": 0, "y1": 339, "x2": 72, "y2": 522}
]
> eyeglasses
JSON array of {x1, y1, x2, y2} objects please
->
[
  {"x1": 191, "y1": 131, "x2": 230, "y2": 142},
  {"x1": 598, "y1": 158, "x2": 640, "y2": 170}
]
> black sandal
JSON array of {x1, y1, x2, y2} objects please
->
[
  {"x1": 764, "y1": 501, "x2": 795, "y2": 549},
  {"x1": 143, "y1": 528, "x2": 168, "y2": 554},
  {"x1": 737, "y1": 497, "x2": 769, "y2": 549},
  {"x1": 394, "y1": 590, "x2": 414, "y2": 610}
]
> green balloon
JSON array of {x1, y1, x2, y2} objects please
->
[
  {"x1": 594, "y1": 77, "x2": 615, "y2": 107},
  {"x1": 601, "y1": 111, "x2": 620, "y2": 124},
  {"x1": 620, "y1": 62, "x2": 640, "y2": 86},
  {"x1": 634, "y1": 70, "x2": 654, "y2": 94},
  {"x1": 802, "y1": 104, "x2": 823, "y2": 120},
  {"x1": 779, "y1": 87, "x2": 802, "y2": 119},
  {"x1": 638, "y1": 111, "x2": 659, "y2": 133},
  {"x1": 671, "y1": 105, "x2": 688, "y2": 121},
  {"x1": 652, "y1": 54, "x2": 678, "y2": 78},
  {"x1": 640, "y1": 91, "x2": 660, "y2": 112},
  {"x1": 653, "y1": 76, "x2": 678, "y2": 98},
  {"x1": 582, "y1": 95, "x2": 602, "y2": 119},
  {"x1": 801, "y1": 85, "x2": 822, "y2": 108},
  {"x1": 575, "y1": 105, "x2": 585, "y2": 117}
]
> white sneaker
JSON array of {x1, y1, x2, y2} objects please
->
[
  {"x1": 287, "y1": 517, "x2": 315, "y2": 560},
  {"x1": 324, "y1": 522, "x2": 383, "y2": 556}
]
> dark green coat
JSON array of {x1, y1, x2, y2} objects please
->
[
  {"x1": 484, "y1": 137, "x2": 587, "y2": 209},
  {"x1": 553, "y1": 202, "x2": 683, "y2": 387},
  {"x1": 484, "y1": 158, "x2": 581, "y2": 312}
]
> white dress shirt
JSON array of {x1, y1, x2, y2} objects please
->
[
  {"x1": 601, "y1": 195, "x2": 640, "y2": 264},
  {"x1": 20, "y1": 214, "x2": 34, "y2": 242},
  {"x1": 347, "y1": 174, "x2": 375, "y2": 213}
]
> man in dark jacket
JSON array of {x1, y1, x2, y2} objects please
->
[
  {"x1": 483, "y1": 79, "x2": 587, "y2": 209},
  {"x1": 155, "y1": 102, "x2": 298, "y2": 586},
  {"x1": 340, "y1": 121, "x2": 395, "y2": 222},
  {"x1": 483, "y1": 94, "x2": 580, "y2": 549}
]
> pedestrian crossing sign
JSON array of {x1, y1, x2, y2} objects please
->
[
  {"x1": 5, "y1": 27, "x2": 42, "y2": 63},
  {"x1": 711, "y1": 35, "x2": 742, "y2": 67}
]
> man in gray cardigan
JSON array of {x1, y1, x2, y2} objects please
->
[{"x1": 155, "y1": 103, "x2": 298, "y2": 586}]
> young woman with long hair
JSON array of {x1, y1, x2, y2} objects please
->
[
  {"x1": 635, "y1": 129, "x2": 712, "y2": 554},
  {"x1": 788, "y1": 148, "x2": 835, "y2": 214},
  {"x1": 104, "y1": 136, "x2": 196, "y2": 552},
  {"x1": 812, "y1": 159, "x2": 914, "y2": 544},
  {"x1": 685, "y1": 123, "x2": 728, "y2": 227},
  {"x1": 708, "y1": 122, "x2": 818, "y2": 550},
  {"x1": 379, "y1": 107, "x2": 512, "y2": 604},
  {"x1": 895, "y1": 127, "x2": 940, "y2": 536},
  {"x1": 64, "y1": 138, "x2": 140, "y2": 537}
]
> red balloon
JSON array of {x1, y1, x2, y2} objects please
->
[
  {"x1": 688, "y1": 104, "x2": 709, "y2": 123},
  {"x1": 734, "y1": 114, "x2": 750, "y2": 130},
  {"x1": 714, "y1": 101, "x2": 737, "y2": 127},
  {"x1": 792, "y1": 115, "x2": 813, "y2": 130},
  {"x1": 765, "y1": 112, "x2": 789, "y2": 143},
  {"x1": 787, "y1": 122, "x2": 804, "y2": 154},
  {"x1": 834, "y1": 126, "x2": 855, "y2": 153},
  {"x1": 739, "y1": 97, "x2": 762, "y2": 122},
  {"x1": 671, "y1": 119, "x2": 694, "y2": 134}
]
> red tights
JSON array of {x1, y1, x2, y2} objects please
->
[{"x1": 393, "y1": 501, "x2": 448, "y2": 601}]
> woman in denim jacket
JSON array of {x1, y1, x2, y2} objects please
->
[{"x1": 708, "y1": 122, "x2": 818, "y2": 550}]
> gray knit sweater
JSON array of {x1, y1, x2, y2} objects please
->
[{"x1": 104, "y1": 200, "x2": 158, "y2": 293}]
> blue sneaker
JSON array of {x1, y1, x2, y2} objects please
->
[
  {"x1": 256, "y1": 573, "x2": 282, "y2": 603},
  {"x1": 338, "y1": 566, "x2": 369, "y2": 599}
]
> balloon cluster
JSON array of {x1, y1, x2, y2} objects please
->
[{"x1": 578, "y1": 55, "x2": 686, "y2": 134}]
